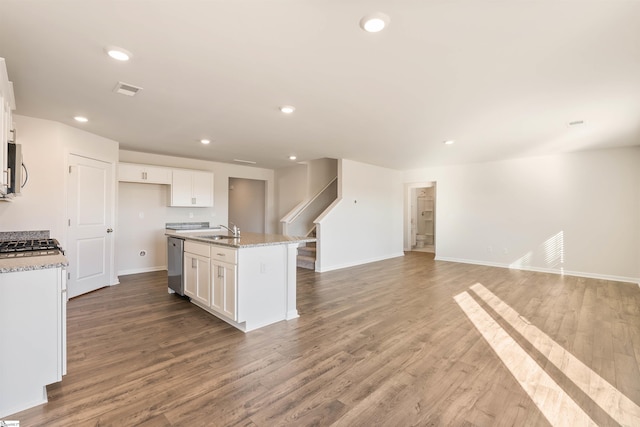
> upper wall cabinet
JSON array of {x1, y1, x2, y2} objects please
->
[
  {"x1": 170, "y1": 169, "x2": 214, "y2": 207},
  {"x1": 0, "y1": 58, "x2": 16, "y2": 197},
  {"x1": 118, "y1": 162, "x2": 172, "y2": 184}
]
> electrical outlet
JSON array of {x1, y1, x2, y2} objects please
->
[
  {"x1": 138, "y1": 211, "x2": 144, "y2": 219},
  {"x1": 188, "y1": 212, "x2": 194, "y2": 218},
  {"x1": 487, "y1": 246, "x2": 493, "y2": 253},
  {"x1": 503, "y1": 248, "x2": 509, "y2": 254}
]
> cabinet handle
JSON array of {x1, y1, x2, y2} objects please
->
[
  {"x1": 218, "y1": 266, "x2": 223, "y2": 278},
  {"x1": 192, "y1": 258, "x2": 197, "y2": 268},
  {"x1": 216, "y1": 253, "x2": 225, "y2": 257}
]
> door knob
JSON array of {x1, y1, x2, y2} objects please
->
[{"x1": 107, "y1": 228, "x2": 113, "y2": 233}]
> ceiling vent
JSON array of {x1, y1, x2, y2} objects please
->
[{"x1": 113, "y1": 81, "x2": 142, "y2": 97}]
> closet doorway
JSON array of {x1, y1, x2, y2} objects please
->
[
  {"x1": 407, "y1": 182, "x2": 436, "y2": 253},
  {"x1": 228, "y1": 177, "x2": 266, "y2": 233}
]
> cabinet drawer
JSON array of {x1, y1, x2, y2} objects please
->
[
  {"x1": 185, "y1": 240, "x2": 210, "y2": 258},
  {"x1": 210, "y1": 246, "x2": 237, "y2": 264}
]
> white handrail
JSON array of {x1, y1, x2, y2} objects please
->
[
  {"x1": 281, "y1": 177, "x2": 338, "y2": 236},
  {"x1": 280, "y1": 177, "x2": 338, "y2": 224}
]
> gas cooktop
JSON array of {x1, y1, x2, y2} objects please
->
[{"x1": 0, "y1": 238, "x2": 63, "y2": 259}]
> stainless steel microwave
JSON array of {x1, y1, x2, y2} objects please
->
[{"x1": 7, "y1": 142, "x2": 24, "y2": 195}]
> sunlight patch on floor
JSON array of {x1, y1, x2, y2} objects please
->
[
  {"x1": 469, "y1": 282, "x2": 640, "y2": 427},
  {"x1": 454, "y1": 291, "x2": 597, "y2": 426}
]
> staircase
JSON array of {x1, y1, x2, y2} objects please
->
[
  {"x1": 282, "y1": 178, "x2": 337, "y2": 272},
  {"x1": 281, "y1": 177, "x2": 337, "y2": 237},
  {"x1": 297, "y1": 242, "x2": 317, "y2": 270}
]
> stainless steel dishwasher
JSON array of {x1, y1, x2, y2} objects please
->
[{"x1": 167, "y1": 236, "x2": 185, "y2": 296}]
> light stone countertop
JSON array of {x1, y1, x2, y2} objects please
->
[
  {"x1": 165, "y1": 230, "x2": 315, "y2": 248},
  {"x1": 0, "y1": 253, "x2": 69, "y2": 274}
]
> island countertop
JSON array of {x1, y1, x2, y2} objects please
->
[{"x1": 164, "y1": 230, "x2": 315, "y2": 248}]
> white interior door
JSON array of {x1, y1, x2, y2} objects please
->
[{"x1": 67, "y1": 154, "x2": 113, "y2": 298}]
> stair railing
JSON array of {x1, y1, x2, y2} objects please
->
[{"x1": 281, "y1": 177, "x2": 337, "y2": 236}]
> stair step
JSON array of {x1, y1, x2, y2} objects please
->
[
  {"x1": 298, "y1": 246, "x2": 316, "y2": 257},
  {"x1": 297, "y1": 255, "x2": 316, "y2": 270}
]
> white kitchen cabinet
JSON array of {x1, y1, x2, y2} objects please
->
[
  {"x1": 1, "y1": 58, "x2": 16, "y2": 197},
  {"x1": 118, "y1": 162, "x2": 172, "y2": 184},
  {"x1": 178, "y1": 237, "x2": 300, "y2": 333},
  {"x1": 184, "y1": 241, "x2": 211, "y2": 306},
  {"x1": 0, "y1": 266, "x2": 66, "y2": 418},
  {"x1": 170, "y1": 169, "x2": 213, "y2": 207},
  {"x1": 210, "y1": 247, "x2": 237, "y2": 321}
]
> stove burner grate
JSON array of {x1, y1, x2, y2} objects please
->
[{"x1": 0, "y1": 238, "x2": 62, "y2": 254}]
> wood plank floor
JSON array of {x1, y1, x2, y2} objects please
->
[{"x1": 7, "y1": 252, "x2": 640, "y2": 426}]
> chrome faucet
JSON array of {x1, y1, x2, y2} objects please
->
[{"x1": 219, "y1": 223, "x2": 240, "y2": 237}]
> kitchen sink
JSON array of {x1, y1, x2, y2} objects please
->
[{"x1": 200, "y1": 235, "x2": 237, "y2": 240}]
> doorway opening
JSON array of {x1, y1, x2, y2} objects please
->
[
  {"x1": 406, "y1": 182, "x2": 436, "y2": 254},
  {"x1": 228, "y1": 177, "x2": 266, "y2": 233}
]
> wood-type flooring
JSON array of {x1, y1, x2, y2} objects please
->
[{"x1": 7, "y1": 252, "x2": 640, "y2": 426}]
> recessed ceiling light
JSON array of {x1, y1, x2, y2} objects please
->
[
  {"x1": 280, "y1": 105, "x2": 295, "y2": 114},
  {"x1": 568, "y1": 120, "x2": 585, "y2": 127},
  {"x1": 74, "y1": 116, "x2": 88, "y2": 123},
  {"x1": 360, "y1": 13, "x2": 390, "y2": 33},
  {"x1": 200, "y1": 139, "x2": 211, "y2": 145},
  {"x1": 289, "y1": 155, "x2": 297, "y2": 161},
  {"x1": 105, "y1": 46, "x2": 132, "y2": 61},
  {"x1": 443, "y1": 140, "x2": 455, "y2": 145}
]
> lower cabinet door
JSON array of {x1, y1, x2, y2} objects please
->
[
  {"x1": 184, "y1": 252, "x2": 211, "y2": 306},
  {"x1": 184, "y1": 253, "x2": 196, "y2": 298},
  {"x1": 211, "y1": 260, "x2": 237, "y2": 321}
]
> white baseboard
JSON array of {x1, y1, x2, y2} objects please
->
[
  {"x1": 117, "y1": 265, "x2": 167, "y2": 277},
  {"x1": 317, "y1": 252, "x2": 405, "y2": 273},
  {"x1": 434, "y1": 256, "x2": 640, "y2": 285}
]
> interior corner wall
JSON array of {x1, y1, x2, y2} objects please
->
[
  {"x1": 317, "y1": 159, "x2": 404, "y2": 272},
  {"x1": 306, "y1": 158, "x2": 338, "y2": 196},
  {"x1": 274, "y1": 163, "x2": 307, "y2": 229},
  {"x1": 0, "y1": 115, "x2": 66, "y2": 239},
  {"x1": 403, "y1": 146, "x2": 640, "y2": 283},
  {"x1": 0, "y1": 115, "x2": 119, "y2": 250}
]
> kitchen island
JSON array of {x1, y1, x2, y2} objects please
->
[{"x1": 165, "y1": 230, "x2": 315, "y2": 332}]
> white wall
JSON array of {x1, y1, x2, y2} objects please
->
[
  {"x1": 316, "y1": 159, "x2": 404, "y2": 272},
  {"x1": 404, "y1": 146, "x2": 640, "y2": 283},
  {"x1": 0, "y1": 116, "x2": 65, "y2": 238},
  {"x1": 274, "y1": 163, "x2": 307, "y2": 229},
  {"x1": 0, "y1": 115, "x2": 119, "y2": 251},
  {"x1": 306, "y1": 158, "x2": 337, "y2": 196},
  {"x1": 117, "y1": 150, "x2": 275, "y2": 275},
  {"x1": 275, "y1": 158, "x2": 338, "y2": 233}
]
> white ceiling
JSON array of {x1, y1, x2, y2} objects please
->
[{"x1": 1, "y1": 0, "x2": 639, "y2": 170}]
